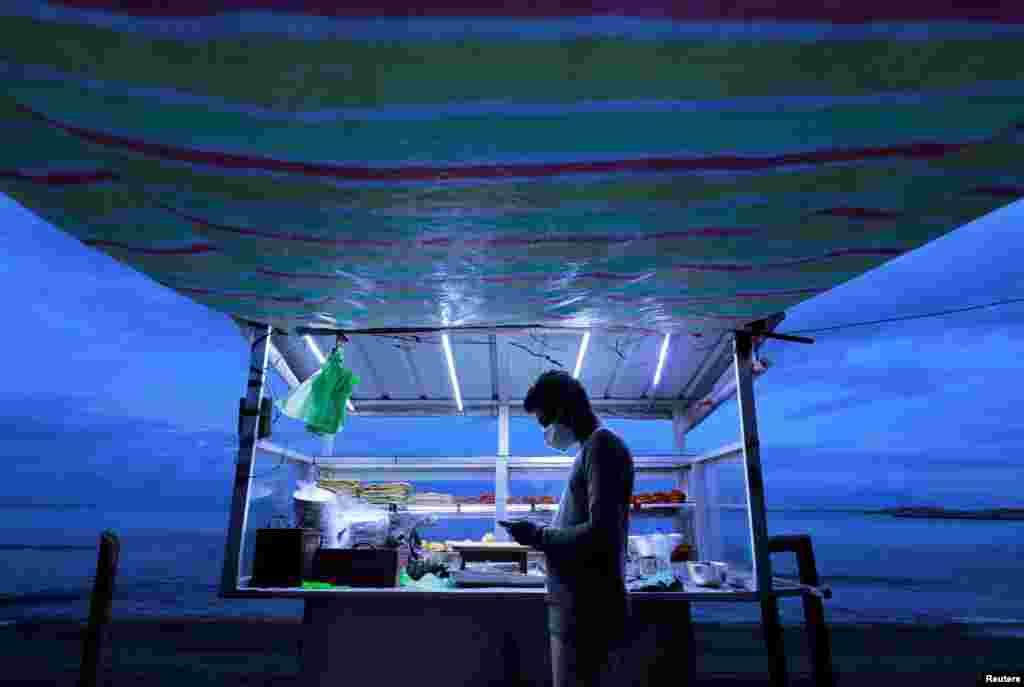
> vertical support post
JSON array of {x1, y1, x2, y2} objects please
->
[
  {"x1": 220, "y1": 323, "x2": 271, "y2": 595},
  {"x1": 734, "y1": 330, "x2": 787, "y2": 686},
  {"x1": 495, "y1": 404, "x2": 511, "y2": 541},
  {"x1": 671, "y1": 404, "x2": 694, "y2": 547},
  {"x1": 705, "y1": 464, "x2": 722, "y2": 562},
  {"x1": 690, "y1": 462, "x2": 707, "y2": 561},
  {"x1": 670, "y1": 404, "x2": 698, "y2": 687}
]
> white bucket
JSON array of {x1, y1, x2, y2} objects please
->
[{"x1": 293, "y1": 486, "x2": 340, "y2": 546}]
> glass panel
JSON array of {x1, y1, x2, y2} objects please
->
[
  {"x1": 700, "y1": 457, "x2": 754, "y2": 590},
  {"x1": 267, "y1": 415, "x2": 500, "y2": 457},
  {"x1": 263, "y1": 360, "x2": 499, "y2": 458},
  {"x1": 629, "y1": 473, "x2": 684, "y2": 537},
  {"x1": 238, "y1": 452, "x2": 297, "y2": 585},
  {"x1": 507, "y1": 473, "x2": 564, "y2": 527},
  {"x1": 508, "y1": 416, "x2": 554, "y2": 456},
  {"x1": 508, "y1": 417, "x2": 678, "y2": 457},
  {"x1": 600, "y1": 418, "x2": 679, "y2": 455}
]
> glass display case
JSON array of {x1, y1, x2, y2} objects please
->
[{"x1": 238, "y1": 443, "x2": 722, "y2": 583}]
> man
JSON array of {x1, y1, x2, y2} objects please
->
[{"x1": 500, "y1": 370, "x2": 635, "y2": 687}]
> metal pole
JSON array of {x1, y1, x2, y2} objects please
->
[
  {"x1": 670, "y1": 403, "x2": 698, "y2": 687},
  {"x1": 220, "y1": 323, "x2": 271, "y2": 596},
  {"x1": 495, "y1": 404, "x2": 510, "y2": 541},
  {"x1": 671, "y1": 404, "x2": 694, "y2": 548},
  {"x1": 734, "y1": 329, "x2": 787, "y2": 686}
]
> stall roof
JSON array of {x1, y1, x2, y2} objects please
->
[
  {"x1": 252, "y1": 317, "x2": 779, "y2": 420},
  {"x1": 3, "y1": 3, "x2": 1021, "y2": 406}
]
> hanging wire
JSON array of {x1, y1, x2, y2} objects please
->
[{"x1": 785, "y1": 297, "x2": 1024, "y2": 336}]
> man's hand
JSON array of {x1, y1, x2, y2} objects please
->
[{"x1": 498, "y1": 520, "x2": 544, "y2": 548}]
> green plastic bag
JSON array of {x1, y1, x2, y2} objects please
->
[
  {"x1": 399, "y1": 568, "x2": 455, "y2": 590},
  {"x1": 277, "y1": 348, "x2": 360, "y2": 436}
]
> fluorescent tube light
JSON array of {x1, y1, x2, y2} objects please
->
[
  {"x1": 652, "y1": 334, "x2": 671, "y2": 389},
  {"x1": 572, "y1": 331, "x2": 591, "y2": 379},
  {"x1": 441, "y1": 334, "x2": 464, "y2": 412},
  {"x1": 303, "y1": 335, "x2": 326, "y2": 365}
]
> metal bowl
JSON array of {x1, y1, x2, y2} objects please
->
[{"x1": 687, "y1": 561, "x2": 727, "y2": 587}]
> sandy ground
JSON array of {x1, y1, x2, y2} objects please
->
[{"x1": 1, "y1": 618, "x2": 1021, "y2": 686}]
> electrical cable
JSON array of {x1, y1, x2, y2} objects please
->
[{"x1": 785, "y1": 297, "x2": 1024, "y2": 337}]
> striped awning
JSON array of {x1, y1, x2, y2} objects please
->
[{"x1": 2, "y1": 1, "x2": 1022, "y2": 334}]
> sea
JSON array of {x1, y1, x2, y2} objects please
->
[{"x1": 2, "y1": 482, "x2": 1023, "y2": 636}]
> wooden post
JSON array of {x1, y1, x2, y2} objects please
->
[
  {"x1": 495, "y1": 404, "x2": 511, "y2": 541},
  {"x1": 78, "y1": 530, "x2": 119, "y2": 687},
  {"x1": 734, "y1": 329, "x2": 787, "y2": 687},
  {"x1": 770, "y1": 534, "x2": 836, "y2": 687},
  {"x1": 680, "y1": 601, "x2": 698, "y2": 687},
  {"x1": 220, "y1": 323, "x2": 271, "y2": 595}
]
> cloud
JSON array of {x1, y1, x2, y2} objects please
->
[
  {"x1": 957, "y1": 422, "x2": 1024, "y2": 447},
  {"x1": 777, "y1": 361, "x2": 947, "y2": 420},
  {"x1": 776, "y1": 199, "x2": 1024, "y2": 341},
  {"x1": 1, "y1": 195, "x2": 240, "y2": 358},
  {"x1": 780, "y1": 394, "x2": 869, "y2": 420},
  {"x1": 0, "y1": 392, "x2": 238, "y2": 509}
]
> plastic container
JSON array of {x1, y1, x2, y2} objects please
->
[
  {"x1": 631, "y1": 535, "x2": 657, "y2": 558},
  {"x1": 651, "y1": 534, "x2": 671, "y2": 572}
]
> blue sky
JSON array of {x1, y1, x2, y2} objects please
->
[{"x1": 2, "y1": 193, "x2": 1023, "y2": 513}]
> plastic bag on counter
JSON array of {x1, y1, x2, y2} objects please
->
[
  {"x1": 399, "y1": 568, "x2": 456, "y2": 590},
  {"x1": 335, "y1": 493, "x2": 390, "y2": 548},
  {"x1": 388, "y1": 511, "x2": 438, "y2": 547}
]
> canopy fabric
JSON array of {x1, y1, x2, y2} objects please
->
[{"x1": 2, "y1": 2, "x2": 1022, "y2": 334}]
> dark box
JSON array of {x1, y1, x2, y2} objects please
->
[
  {"x1": 250, "y1": 528, "x2": 321, "y2": 588},
  {"x1": 312, "y1": 548, "x2": 398, "y2": 588}
]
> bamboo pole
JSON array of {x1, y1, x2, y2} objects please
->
[{"x1": 78, "y1": 530, "x2": 119, "y2": 687}]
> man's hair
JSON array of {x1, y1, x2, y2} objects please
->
[{"x1": 523, "y1": 370, "x2": 593, "y2": 426}]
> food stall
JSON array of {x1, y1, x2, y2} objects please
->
[
  {"x1": 215, "y1": 321, "x2": 819, "y2": 687},
  {"x1": 3, "y1": 2, "x2": 1021, "y2": 684}
]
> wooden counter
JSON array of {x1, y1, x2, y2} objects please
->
[{"x1": 223, "y1": 572, "x2": 813, "y2": 687}]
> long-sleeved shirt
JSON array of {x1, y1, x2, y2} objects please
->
[{"x1": 538, "y1": 425, "x2": 635, "y2": 647}]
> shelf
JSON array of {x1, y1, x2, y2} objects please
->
[
  {"x1": 405, "y1": 503, "x2": 555, "y2": 516},
  {"x1": 401, "y1": 502, "x2": 691, "y2": 517}
]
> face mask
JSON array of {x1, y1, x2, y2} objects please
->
[{"x1": 544, "y1": 422, "x2": 577, "y2": 452}]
